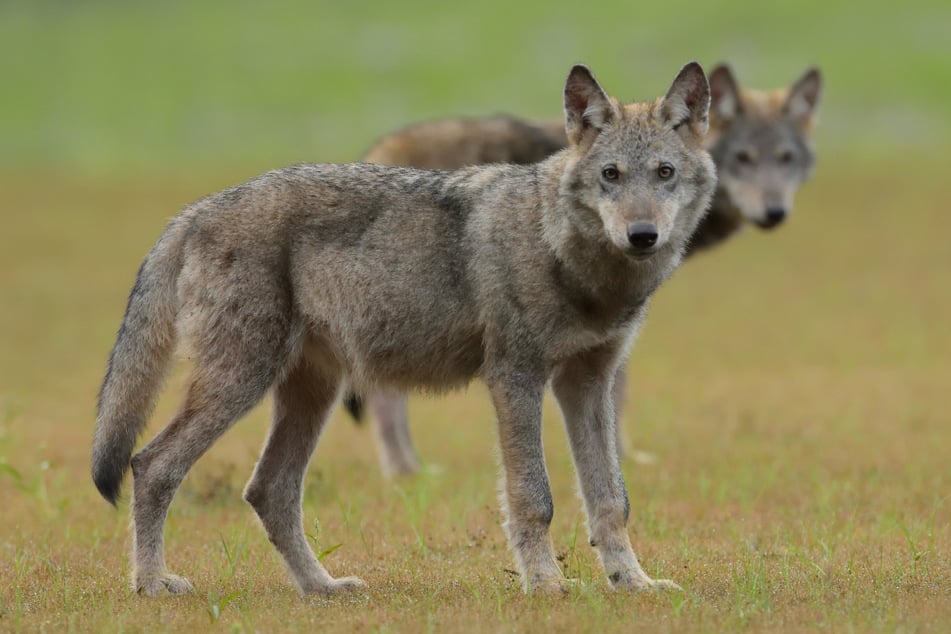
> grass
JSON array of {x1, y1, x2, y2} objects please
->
[
  {"x1": 1, "y1": 162, "x2": 949, "y2": 632},
  {"x1": 1, "y1": 0, "x2": 950, "y2": 631}
]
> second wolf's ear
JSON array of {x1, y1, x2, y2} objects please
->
[
  {"x1": 709, "y1": 63, "x2": 742, "y2": 122},
  {"x1": 661, "y1": 61, "x2": 711, "y2": 143},
  {"x1": 564, "y1": 64, "x2": 616, "y2": 147},
  {"x1": 784, "y1": 67, "x2": 822, "y2": 128}
]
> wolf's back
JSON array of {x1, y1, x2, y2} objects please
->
[
  {"x1": 92, "y1": 216, "x2": 189, "y2": 505},
  {"x1": 363, "y1": 115, "x2": 567, "y2": 169}
]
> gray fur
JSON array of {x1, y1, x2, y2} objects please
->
[
  {"x1": 354, "y1": 63, "x2": 822, "y2": 476},
  {"x1": 363, "y1": 114, "x2": 566, "y2": 168},
  {"x1": 702, "y1": 64, "x2": 821, "y2": 235},
  {"x1": 93, "y1": 62, "x2": 716, "y2": 596}
]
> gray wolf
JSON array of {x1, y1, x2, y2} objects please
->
[
  {"x1": 362, "y1": 114, "x2": 566, "y2": 169},
  {"x1": 693, "y1": 64, "x2": 821, "y2": 247},
  {"x1": 351, "y1": 64, "x2": 822, "y2": 475},
  {"x1": 92, "y1": 62, "x2": 716, "y2": 596}
]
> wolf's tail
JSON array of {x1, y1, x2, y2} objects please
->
[
  {"x1": 343, "y1": 391, "x2": 365, "y2": 424},
  {"x1": 92, "y1": 218, "x2": 189, "y2": 505}
]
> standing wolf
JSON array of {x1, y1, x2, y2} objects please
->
[
  {"x1": 352, "y1": 64, "x2": 822, "y2": 476},
  {"x1": 93, "y1": 62, "x2": 716, "y2": 596}
]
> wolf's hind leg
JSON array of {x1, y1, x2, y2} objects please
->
[
  {"x1": 369, "y1": 391, "x2": 419, "y2": 477},
  {"x1": 244, "y1": 351, "x2": 365, "y2": 596},
  {"x1": 130, "y1": 353, "x2": 282, "y2": 596},
  {"x1": 127, "y1": 264, "x2": 297, "y2": 597}
]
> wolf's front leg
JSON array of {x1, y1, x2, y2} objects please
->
[
  {"x1": 552, "y1": 345, "x2": 680, "y2": 592},
  {"x1": 486, "y1": 368, "x2": 565, "y2": 594}
]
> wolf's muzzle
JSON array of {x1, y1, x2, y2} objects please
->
[
  {"x1": 627, "y1": 222, "x2": 659, "y2": 254},
  {"x1": 756, "y1": 206, "x2": 787, "y2": 230}
]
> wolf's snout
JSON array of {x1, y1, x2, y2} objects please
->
[
  {"x1": 627, "y1": 222, "x2": 659, "y2": 250},
  {"x1": 758, "y1": 206, "x2": 787, "y2": 230}
]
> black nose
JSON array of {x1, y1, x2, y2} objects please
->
[
  {"x1": 762, "y1": 206, "x2": 787, "y2": 227},
  {"x1": 627, "y1": 222, "x2": 658, "y2": 250}
]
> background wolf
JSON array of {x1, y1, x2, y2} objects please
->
[
  {"x1": 92, "y1": 62, "x2": 716, "y2": 596},
  {"x1": 353, "y1": 64, "x2": 822, "y2": 476}
]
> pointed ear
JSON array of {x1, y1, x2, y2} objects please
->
[
  {"x1": 660, "y1": 62, "x2": 710, "y2": 143},
  {"x1": 564, "y1": 64, "x2": 616, "y2": 147},
  {"x1": 783, "y1": 67, "x2": 822, "y2": 127},
  {"x1": 708, "y1": 63, "x2": 741, "y2": 122}
]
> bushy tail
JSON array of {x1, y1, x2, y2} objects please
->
[{"x1": 92, "y1": 220, "x2": 187, "y2": 505}]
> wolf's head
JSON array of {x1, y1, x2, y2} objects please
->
[
  {"x1": 560, "y1": 63, "x2": 717, "y2": 261},
  {"x1": 706, "y1": 65, "x2": 822, "y2": 230}
]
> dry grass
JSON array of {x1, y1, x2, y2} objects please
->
[{"x1": 1, "y1": 158, "x2": 949, "y2": 632}]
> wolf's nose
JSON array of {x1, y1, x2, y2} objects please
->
[
  {"x1": 627, "y1": 222, "x2": 658, "y2": 249},
  {"x1": 764, "y1": 207, "x2": 787, "y2": 226}
]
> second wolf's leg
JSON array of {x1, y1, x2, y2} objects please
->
[
  {"x1": 552, "y1": 345, "x2": 679, "y2": 592},
  {"x1": 243, "y1": 353, "x2": 365, "y2": 595},
  {"x1": 613, "y1": 364, "x2": 658, "y2": 465},
  {"x1": 612, "y1": 364, "x2": 629, "y2": 461},
  {"x1": 486, "y1": 368, "x2": 564, "y2": 594},
  {"x1": 368, "y1": 391, "x2": 419, "y2": 477}
]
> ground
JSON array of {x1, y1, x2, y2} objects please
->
[
  {"x1": 1, "y1": 1, "x2": 950, "y2": 631},
  {"x1": 1, "y1": 161, "x2": 948, "y2": 632}
]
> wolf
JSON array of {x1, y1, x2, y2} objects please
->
[
  {"x1": 694, "y1": 64, "x2": 822, "y2": 246},
  {"x1": 362, "y1": 114, "x2": 567, "y2": 169},
  {"x1": 92, "y1": 62, "x2": 716, "y2": 596},
  {"x1": 352, "y1": 64, "x2": 822, "y2": 476}
]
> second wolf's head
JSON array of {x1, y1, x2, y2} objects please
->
[
  {"x1": 707, "y1": 65, "x2": 822, "y2": 230},
  {"x1": 559, "y1": 63, "x2": 717, "y2": 260}
]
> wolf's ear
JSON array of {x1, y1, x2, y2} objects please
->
[
  {"x1": 708, "y1": 63, "x2": 741, "y2": 122},
  {"x1": 564, "y1": 64, "x2": 616, "y2": 147},
  {"x1": 661, "y1": 61, "x2": 710, "y2": 143},
  {"x1": 784, "y1": 67, "x2": 822, "y2": 127}
]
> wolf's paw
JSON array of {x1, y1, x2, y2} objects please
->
[
  {"x1": 526, "y1": 574, "x2": 571, "y2": 596},
  {"x1": 645, "y1": 577, "x2": 682, "y2": 592},
  {"x1": 608, "y1": 569, "x2": 681, "y2": 592},
  {"x1": 135, "y1": 573, "x2": 195, "y2": 597},
  {"x1": 303, "y1": 576, "x2": 367, "y2": 597}
]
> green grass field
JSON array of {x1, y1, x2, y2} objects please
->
[{"x1": 1, "y1": 1, "x2": 950, "y2": 632}]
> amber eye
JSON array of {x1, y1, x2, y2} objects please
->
[
  {"x1": 657, "y1": 163, "x2": 675, "y2": 180},
  {"x1": 602, "y1": 165, "x2": 619, "y2": 181},
  {"x1": 736, "y1": 150, "x2": 753, "y2": 164}
]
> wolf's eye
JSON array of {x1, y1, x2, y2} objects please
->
[
  {"x1": 778, "y1": 150, "x2": 795, "y2": 164},
  {"x1": 657, "y1": 163, "x2": 675, "y2": 180},
  {"x1": 602, "y1": 166, "x2": 619, "y2": 181},
  {"x1": 736, "y1": 150, "x2": 753, "y2": 165}
]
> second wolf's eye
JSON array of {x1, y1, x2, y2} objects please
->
[
  {"x1": 657, "y1": 163, "x2": 675, "y2": 180},
  {"x1": 778, "y1": 150, "x2": 795, "y2": 164},
  {"x1": 602, "y1": 166, "x2": 619, "y2": 181},
  {"x1": 736, "y1": 150, "x2": 753, "y2": 164}
]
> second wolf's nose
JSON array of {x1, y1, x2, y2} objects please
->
[
  {"x1": 627, "y1": 222, "x2": 658, "y2": 249},
  {"x1": 764, "y1": 207, "x2": 787, "y2": 226}
]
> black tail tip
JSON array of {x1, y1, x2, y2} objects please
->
[
  {"x1": 343, "y1": 392, "x2": 364, "y2": 423},
  {"x1": 92, "y1": 463, "x2": 123, "y2": 507}
]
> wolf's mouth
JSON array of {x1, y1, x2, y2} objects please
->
[
  {"x1": 627, "y1": 248, "x2": 657, "y2": 261},
  {"x1": 755, "y1": 216, "x2": 785, "y2": 230}
]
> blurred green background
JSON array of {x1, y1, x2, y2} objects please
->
[
  {"x1": 2, "y1": 0, "x2": 949, "y2": 176},
  {"x1": 1, "y1": 4, "x2": 950, "y2": 630}
]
